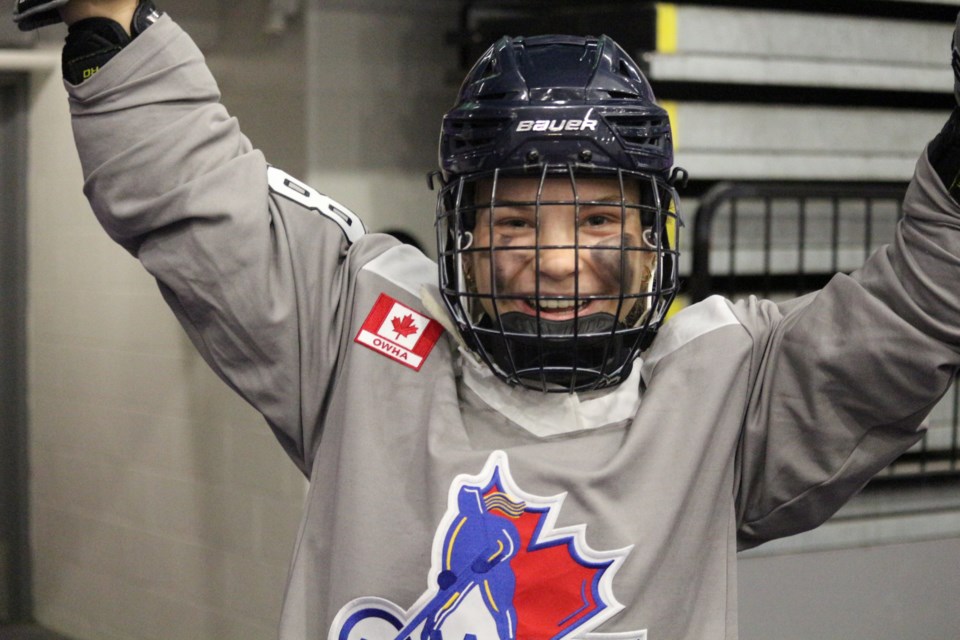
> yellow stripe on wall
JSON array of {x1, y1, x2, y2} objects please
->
[
  {"x1": 655, "y1": 4, "x2": 684, "y2": 322},
  {"x1": 656, "y1": 3, "x2": 678, "y2": 54}
]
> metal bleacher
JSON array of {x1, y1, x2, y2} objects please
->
[
  {"x1": 453, "y1": 0, "x2": 960, "y2": 483},
  {"x1": 453, "y1": 0, "x2": 956, "y2": 184},
  {"x1": 688, "y1": 181, "x2": 960, "y2": 481}
]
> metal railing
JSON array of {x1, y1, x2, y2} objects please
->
[{"x1": 688, "y1": 181, "x2": 959, "y2": 481}]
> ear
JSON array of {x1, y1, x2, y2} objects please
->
[
  {"x1": 642, "y1": 227, "x2": 658, "y2": 248},
  {"x1": 461, "y1": 249, "x2": 477, "y2": 291}
]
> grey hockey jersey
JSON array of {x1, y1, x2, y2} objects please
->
[{"x1": 65, "y1": 15, "x2": 959, "y2": 640}]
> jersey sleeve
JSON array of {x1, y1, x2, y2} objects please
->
[
  {"x1": 65, "y1": 15, "x2": 378, "y2": 474},
  {"x1": 733, "y1": 144, "x2": 960, "y2": 550}
]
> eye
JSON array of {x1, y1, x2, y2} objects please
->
[
  {"x1": 583, "y1": 214, "x2": 615, "y2": 227},
  {"x1": 492, "y1": 207, "x2": 536, "y2": 230},
  {"x1": 580, "y1": 207, "x2": 622, "y2": 228}
]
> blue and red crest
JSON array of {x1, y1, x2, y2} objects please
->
[{"x1": 330, "y1": 451, "x2": 646, "y2": 640}]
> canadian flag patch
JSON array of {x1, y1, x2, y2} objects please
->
[{"x1": 355, "y1": 294, "x2": 444, "y2": 371}]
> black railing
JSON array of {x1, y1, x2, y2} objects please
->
[{"x1": 688, "y1": 181, "x2": 959, "y2": 481}]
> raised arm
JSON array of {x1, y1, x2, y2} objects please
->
[
  {"x1": 15, "y1": 0, "x2": 381, "y2": 474},
  {"x1": 734, "y1": 14, "x2": 960, "y2": 548}
]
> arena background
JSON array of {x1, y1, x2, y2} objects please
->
[{"x1": 1, "y1": 1, "x2": 959, "y2": 638}]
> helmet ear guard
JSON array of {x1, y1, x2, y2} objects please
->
[{"x1": 434, "y1": 34, "x2": 684, "y2": 392}]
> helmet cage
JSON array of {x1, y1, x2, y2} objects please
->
[{"x1": 437, "y1": 162, "x2": 681, "y2": 393}]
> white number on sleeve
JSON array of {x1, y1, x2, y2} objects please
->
[{"x1": 267, "y1": 166, "x2": 366, "y2": 244}]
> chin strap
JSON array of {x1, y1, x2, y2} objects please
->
[
  {"x1": 473, "y1": 311, "x2": 634, "y2": 391},
  {"x1": 62, "y1": 0, "x2": 162, "y2": 85}
]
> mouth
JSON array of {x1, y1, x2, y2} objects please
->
[{"x1": 518, "y1": 296, "x2": 595, "y2": 320}]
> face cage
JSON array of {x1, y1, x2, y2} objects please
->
[{"x1": 436, "y1": 164, "x2": 682, "y2": 393}]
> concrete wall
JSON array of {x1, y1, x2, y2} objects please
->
[
  {"x1": 153, "y1": 0, "x2": 456, "y2": 251},
  {"x1": 740, "y1": 537, "x2": 960, "y2": 640},
  {"x1": 736, "y1": 479, "x2": 960, "y2": 639},
  {"x1": 21, "y1": 47, "x2": 305, "y2": 640}
]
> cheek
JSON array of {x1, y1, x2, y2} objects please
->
[
  {"x1": 590, "y1": 248, "x2": 626, "y2": 287},
  {"x1": 491, "y1": 250, "x2": 528, "y2": 291},
  {"x1": 468, "y1": 246, "x2": 529, "y2": 292},
  {"x1": 585, "y1": 233, "x2": 646, "y2": 288}
]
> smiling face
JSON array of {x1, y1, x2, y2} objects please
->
[{"x1": 464, "y1": 175, "x2": 658, "y2": 325}]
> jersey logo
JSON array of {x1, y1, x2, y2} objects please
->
[
  {"x1": 267, "y1": 166, "x2": 365, "y2": 244},
  {"x1": 355, "y1": 294, "x2": 444, "y2": 371},
  {"x1": 330, "y1": 451, "x2": 646, "y2": 640}
]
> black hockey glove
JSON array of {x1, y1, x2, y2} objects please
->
[
  {"x1": 930, "y1": 11, "x2": 960, "y2": 202},
  {"x1": 954, "y1": 10, "x2": 960, "y2": 107},
  {"x1": 12, "y1": 0, "x2": 70, "y2": 31},
  {"x1": 61, "y1": 0, "x2": 162, "y2": 85}
]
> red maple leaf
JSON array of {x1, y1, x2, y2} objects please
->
[
  {"x1": 391, "y1": 314, "x2": 420, "y2": 339},
  {"x1": 483, "y1": 485, "x2": 615, "y2": 639}
]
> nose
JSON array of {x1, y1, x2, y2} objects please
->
[{"x1": 536, "y1": 214, "x2": 580, "y2": 282}]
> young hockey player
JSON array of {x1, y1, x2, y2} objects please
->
[{"x1": 14, "y1": 1, "x2": 960, "y2": 637}]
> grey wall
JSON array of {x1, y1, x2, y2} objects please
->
[
  {"x1": 0, "y1": 73, "x2": 29, "y2": 624},
  {"x1": 161, "y1": 0, "x2": 460, "y2": 254},
  {"x1": 740, "y1": 538, "x2": 960, "y2": 640}
]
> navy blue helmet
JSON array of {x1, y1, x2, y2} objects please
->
[{"x1": 434, "y1": 34, "x2": 682, "y2": 393}]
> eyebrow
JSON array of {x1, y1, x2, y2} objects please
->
[
  {"x1": 580, "y1": 194, "x2": 642, "y2": 206},
  {"x1": 586, "y1": 195, "x2": 625, "y2": 203}
]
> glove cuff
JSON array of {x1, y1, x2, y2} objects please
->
[
  {"x1": 61, "y1": 1, "x2": 162, "y2": 85},
  {"x1": 62, "y1": 17, "x2": 131, "y2": 85}
]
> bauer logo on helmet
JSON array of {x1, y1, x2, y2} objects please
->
[{"x1": 516, "y1": 115, "x2": 599, "y2": 133}]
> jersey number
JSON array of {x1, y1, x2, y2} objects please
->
[{"x1": 267, "y1": 166, "x2": 366, "y2": 244}]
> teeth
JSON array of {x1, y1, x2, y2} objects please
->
[{"x1": 530, "y1": 299, "x2": 583, "y2": 310}]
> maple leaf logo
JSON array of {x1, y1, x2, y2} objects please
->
[
  {"x1": 391, "y1": 314, "x2": 420, "y2": 339},
  {"x1": 330, "y1": 452, "x2": 641, "y2": 640}
]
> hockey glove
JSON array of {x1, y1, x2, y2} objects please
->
[
  {"x1": 61, "y1": 0, "x2": 161, "y2": 84},
  {"x1": 930, "y1": 12, "x2": 960, "y2": 201},
  {"x1": 12, "y1": 0, "x2": 70, "y2": 31},
  {"x1": 954, "y1": 11, "x2": 960, "y2": 107}
]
